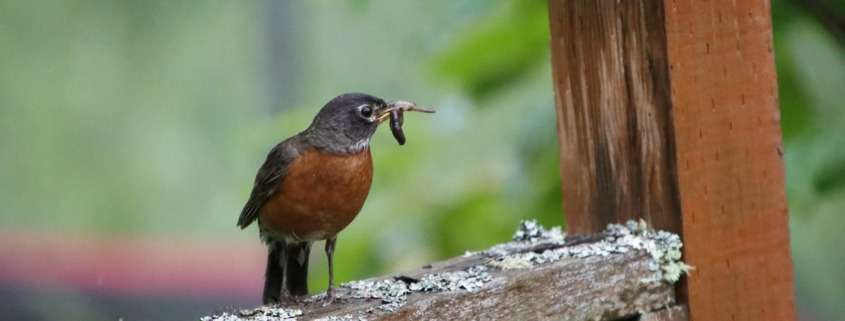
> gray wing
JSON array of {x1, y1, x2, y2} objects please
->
[{"x1": 237, "y1": 139, "x2": 299, "y2": 229}]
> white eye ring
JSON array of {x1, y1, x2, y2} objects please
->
[{"x1": 357, "y1": 104, "x2": 375, "y2": 121}]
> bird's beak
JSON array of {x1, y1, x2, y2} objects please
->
[{"x1": 377, "y1": 100, "x2": 436, "y2": 123}]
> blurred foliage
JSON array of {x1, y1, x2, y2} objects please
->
[
  {"x1": 0, "y1": 0, "x2": 265, "y2": 236},
  {"x1": 771, "y1": 1, "x2": 845, "y2": 320},
  {"x1": 432, "y1": 0, "x2": 549, "y2": 99},
  {"x1": 772, "y1": 0, "x2": 819, "y2": 139},
  {"x1": 0, "y1": 0, "x2": 843, "y2": 320}
]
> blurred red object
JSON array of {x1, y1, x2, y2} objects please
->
[{"x1": 0, "y1": 229, "x2": 264, "y2": 299}]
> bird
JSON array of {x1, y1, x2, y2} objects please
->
[{"x1": 237, "y1": 93, "x2": 433, "y2": 305}]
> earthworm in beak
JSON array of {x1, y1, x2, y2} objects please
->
[{"x1": 379, "y1": 100, "x2": 435, "y2": 145}]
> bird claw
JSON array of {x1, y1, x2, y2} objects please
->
[{"x1": 322, "y1": 287, "x2": 337, "y2": 306}]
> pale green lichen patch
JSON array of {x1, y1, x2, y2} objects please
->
[
  {"x1": 312, "y1": 315, "x2": 368, "y2": 321},
  {"x1": 512, "y1": 219, "x2": 567, "y2": 243},
  {"x1": 604, "y1": 220, "x2": 693, "y2": 283},
  {"x1": 408, "y1": 265, "x2": 492, "y2": 292},
  {"x1": 487, "y1": 219, "x2": 692, "y2": 284},
  {"x1": 341, "y1": 278, "x2": 409, "y2": 312},
  {"x1": 484, "y1": 220, "x2": 566, "y2": 258},
  {"x1": 338, "y1": 265, "x2": 493, "y2": 313},
  {"x1": 201, "y1": 306, "x2": 303, "y2": 321}
]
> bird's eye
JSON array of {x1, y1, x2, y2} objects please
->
[{"x1": 358, "y1": 105, "x2": 373, "y2": 119}]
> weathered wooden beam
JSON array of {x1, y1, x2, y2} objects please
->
[
  {"x1": 548, "y1": 1, "x2": 795, "y2": 320},
  {"x1": 640, "y1": 305, "x2": 689, "y2": 321},
  {"x1": 203, "y1": 222, "x2": 687, "y2": 321}
]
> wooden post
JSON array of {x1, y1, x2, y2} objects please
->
[{"x1": 548, "y1": 1, "x2": 796, "y2": 320}]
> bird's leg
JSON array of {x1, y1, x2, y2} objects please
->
[{"x1": 325, "y1": 236, "x2": 337, "y2": 303}]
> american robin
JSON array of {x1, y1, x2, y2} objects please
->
[{"x1": 237, "y1": 93, "x2": 433, "y2": 304}]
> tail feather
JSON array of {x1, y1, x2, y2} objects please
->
[
  {"x1": 262, "y1": 242, "x2": 285, "y2": 304},
  {"x1": 284, "y1": 242, "x2": 311, "y2": 296}
]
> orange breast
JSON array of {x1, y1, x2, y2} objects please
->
[{"x1": 259, "y1": 148, "x2": 373, "y2": 241}]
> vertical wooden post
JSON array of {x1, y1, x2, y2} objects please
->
[
  {"x1": 548, "y1": 1, "x2": 796, "y2": 320},
  {"x1": 548, "y1": 0, "x2": 681, "y2": 234}
]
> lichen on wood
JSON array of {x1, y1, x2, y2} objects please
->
[
  {"x1": 202, "y1": 220, "x2": 689, "y2": 321},
  {"x1": 201, "y1": 306, "x2": 303, "y2": 321}
]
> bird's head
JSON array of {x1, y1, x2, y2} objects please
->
[{"x1": 305, "y1": 93, "x2": 433, "y2": 153}]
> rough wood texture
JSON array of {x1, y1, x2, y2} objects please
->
[
  {"x1": 204, "y1": 228, "x2": 684, "y2": 321},
  {"x1": 548, "y1": 0, "x2": 681, "y2": 234},
  {"x1": 548, "y1": 1, "x2": 796, "y2": 320},
  {"x1": 377, "y1": 253, "x2": 669, "y2": 321},
  {"x1": 641, "y1": 305, "x2": 688, "y2": 321}
]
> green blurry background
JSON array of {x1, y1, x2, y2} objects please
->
[{"x1": 0, "y1": 1, "x2": 842, "y2": 320}]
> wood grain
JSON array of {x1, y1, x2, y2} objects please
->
[
  {"x1": 641, "y1": 305, "x2": 689, "y2": 321},
  {"x1": 548, "y1": 0, "x2": 681, "y2": 234},
  {"x1": 548, "y1": 0, "x2": 796, "y2": 320},
  {"x1": 381, "y1": 253, "x2": 671, "y2": 321}
]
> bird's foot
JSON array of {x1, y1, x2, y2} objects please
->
[{"x1": 320, "y1": 288, "x2": 336, "y2": 307}]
